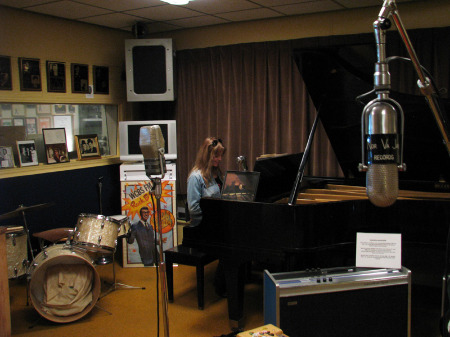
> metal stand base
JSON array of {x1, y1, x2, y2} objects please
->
[{"x1": 100, "y1": 251, "x2": 145, "y2": 299}]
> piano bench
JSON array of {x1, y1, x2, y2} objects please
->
[{"x1": 164, "y1": 245, "x2": 217, "y2": 310}]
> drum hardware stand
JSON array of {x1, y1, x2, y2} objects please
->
[
  {"x1": 99, "y1": 250, "x2": 145, "y2": 299},
  {"x1": 95, "y1": 176, "x2": 145, "y2": 298}
]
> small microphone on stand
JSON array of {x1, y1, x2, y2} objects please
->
[{"x1": 237, "y1": 155, "x2": 248, "y2": 172}]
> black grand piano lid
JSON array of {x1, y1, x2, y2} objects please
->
[
  {"x1": 293, "y1": 47, "x2": 450, "y2": 187},
  {"x1": 253, "y1": 152, "x2": 303, "y2": 202}
]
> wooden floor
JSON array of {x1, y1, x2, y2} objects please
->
[{"x1": 5, "y1": 256, "x2": 445, "y2": 337}]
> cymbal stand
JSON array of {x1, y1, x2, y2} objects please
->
[
  {"x1": 18, "y1": 205, "x2": 34, "y2": 306},
  {"x1": 18, "y1": 205, "x2": 35, "y2": 261}
]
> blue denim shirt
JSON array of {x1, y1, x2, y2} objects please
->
[{"x1": 187, "y1": 170, "x2": 221, "y2": 226}]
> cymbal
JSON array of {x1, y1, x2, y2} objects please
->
[{"x1": 0, "y1": 203, "x2": 54, "y2": 220}]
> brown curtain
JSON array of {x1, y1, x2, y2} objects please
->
[{"x1": 175, "y1": 41, "x2": 341, "y2": 194}]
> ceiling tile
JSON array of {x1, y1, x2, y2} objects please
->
[
  {"x1": 126, "y1": 4, "x2": 201, "y2": 21},
  {"x1": 275, "y1": 0, "x2": 344, "y2": 16},
  {"x1": 168, "y1": 15, "x2": 229, "y2": 28},
  {"x1": 145, "y1": 21, "x2": 182, "y2": 33},
  {"x1": 333, "y1": 0, "x2": 385, "y2": 9},
  {"x1": 79, "y1": 12, "x2": 143, "y2": 29},
  {"x1": 75, "y1": 0, "x2": 162, "y2": 11},
  {"x1": 217, "y1": 8, "x2": 284, "y2": 22},
  {"x1": 184, "y1": 0, "x2": 260, "y2": 15},
  {"x1": 27, "y1": 0, "x2": 112, "y2": 20},
  {"x1": 250, "y1": 0, "x2": 312, "y2": 6}
]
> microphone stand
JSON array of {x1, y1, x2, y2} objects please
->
[
  {"x1": 375, "y1": 1, "x2": 450, "y2": 334},
  {"x1": 150, "y1": 148, "x2": 170, "y2": 337}
]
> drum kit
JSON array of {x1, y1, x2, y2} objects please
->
[{"x1": 1, "y1": 203, "x2": 139, "y2": 324}]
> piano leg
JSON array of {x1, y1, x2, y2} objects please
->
[{"x1": 222, "y1": 258, "x2": 247, "y2": 330}]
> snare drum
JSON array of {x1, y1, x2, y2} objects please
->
[
  {"x1": 28, "y1": 244, "x2": 100, "y2": 323},
  {"x1": 110, "y1": 214, "x2": 130, "y2": 238},
  {"x1": 6, "y1": 226, "x2": 28, "y2": 279},
  {"x1": 73, "y1": 214, "x2": 121, "y2": 253}
]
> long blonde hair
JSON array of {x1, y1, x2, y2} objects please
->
[{"x1": 190, "y1": 137, "x2": 226, "y2": 186}]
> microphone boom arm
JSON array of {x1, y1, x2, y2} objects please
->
[{"x1": 379, "y1": 0, "x2": 450, "y2": 156}]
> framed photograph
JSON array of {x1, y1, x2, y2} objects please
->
[
  {"x1": 0, "y1": 56, "x2": 12, "y2": 90},
  {"x1": 52, "y1": 104, "x2": 67, "y2": 114},
  {"x1": 38, "y1": 117, "x2": 51, "y2": 131},
  {"x1": 42, "y1": 128, "x2": 69, "y2": 164},
  {"x1": 13, "y1": 118, "x2": 24, "y2": 126},
  {"x1": 16, "y1": 140, "x2": 38, "y2": 167},
  {"x1": 46, "y1": 61, "x2": 66, "y2": 92},
  {"x1": 71, "y1": 63, "x2": 89, "y2": 93},
  {"x1": 1, "y1": 119, "x2": 12, "y2": 126},
  {"x1": 93, "y1": 65, "x2": 109, "y2": 94},
  {"x1": 0, "y1": 146, "x2": 15, "y2": 168},
  {"x1": 25, "y1": 118, "x2": 37, "y2": 135},
  {"x1": 12, "y1": 104, "x2": 25, "y2": 116},
  {"x1": 75, "y1": 134, "x2": 101, "y2": 160},
  {"x1": 19, "y1": 57, "x2": 41, "y2": 91}
]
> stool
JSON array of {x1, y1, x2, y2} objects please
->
[{"x1": 164, "y1": 245, "x2": 217, "y2": 310}]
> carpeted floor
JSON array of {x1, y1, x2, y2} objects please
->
[{"x1": 8, "y1": 253, "x2": 264, "y2": 337}]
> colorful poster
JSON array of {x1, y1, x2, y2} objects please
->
[{"x1": 121, "y1": 180, "x2": 176, "y2": 267}]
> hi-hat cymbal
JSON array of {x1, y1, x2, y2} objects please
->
[{"x1": 0, "y1": 203, "x2": 54, "y2": 220}]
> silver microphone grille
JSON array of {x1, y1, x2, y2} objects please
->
[{"x1": 366, "y1": 164, "x2": 398, "y2": 207}]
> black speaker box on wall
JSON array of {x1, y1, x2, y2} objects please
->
[
  {"x1": 264, "y1": 267, "x2": 411, "y2": 337},
  {"x1": 125, "y1": 39, "x2": 175, "y2": 101}
]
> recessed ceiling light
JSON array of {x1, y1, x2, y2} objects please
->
[{"x1": 161, "y1": 0, "x2": 192, "y2": 5}]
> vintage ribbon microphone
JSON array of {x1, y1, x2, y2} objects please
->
[
  {"x1": 357, "y1": 7, "x2": 406, "y2": 208},
  {"x1": 139, "y1": 125, "x2": 169, "y2": 337}
]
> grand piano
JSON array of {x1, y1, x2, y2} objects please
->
[{"x1": 182, "y1": 47, "x2": 450, "y2": 328}]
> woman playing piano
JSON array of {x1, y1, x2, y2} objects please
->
[
  {"x1": 187, "y1": 137, "x2": 226, "y2": 227},
  {"x1": 187, "y1": 136, "x2": 227, "y2": 297}
]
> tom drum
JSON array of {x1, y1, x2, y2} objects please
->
[
  {"x1": 6, "y1": 226, "x2": 28, "y2": 279},
  {"x1": 73, "y1": 213, "x2": 121, "y2": 253}
]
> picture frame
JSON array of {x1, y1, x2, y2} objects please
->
[
  {"x1": 25, "y1": 117, "x2": 37, "y2": 135},
  {"x1": 16, "y1": 140, "x2": 38, "y2": 167},
  {"x1": 71, "y1": 63, "x2": 89, "y2": 93},
  {"x1": 42, "y1": 128, "x2": 70, "y2": 164},
  {"x1": 75, "y1": 134, "x2": 101, "y2": 160},
  {"x1": 38, "y1": 117, "x2": 51, "y2": 131},
  {"x1": 46, "y1": 61, "x2": 66, "y2": 92},
  {"x1": 1, "y1": 119, "x2": 12, "y2": 126},
  {"x1": 93, "y1": 65, "x2": 109, "y2": 94},
  {"x1": 0, "y1": 56, "x2": 12, "y2": 90},
  {"x1": 19, "y1": 57, "x2": 41, "y2": 91},
  {"x1": 13, "y1": 118, "x2": 24, "y2": 126},
  {"x1": 0, "y1": 146, "x2": 15, "y2": 168}
]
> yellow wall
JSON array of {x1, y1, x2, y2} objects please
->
[
  {"x1": 0, "y1": 6, "x2": 131, "y2": 116},
  {"x1": 1, "y1": 0, "x2": 449, "y2": 109}
]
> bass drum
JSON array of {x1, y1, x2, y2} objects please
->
[{"x1": 28, "y1": 244, "x2": 101, "y2": 323}]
